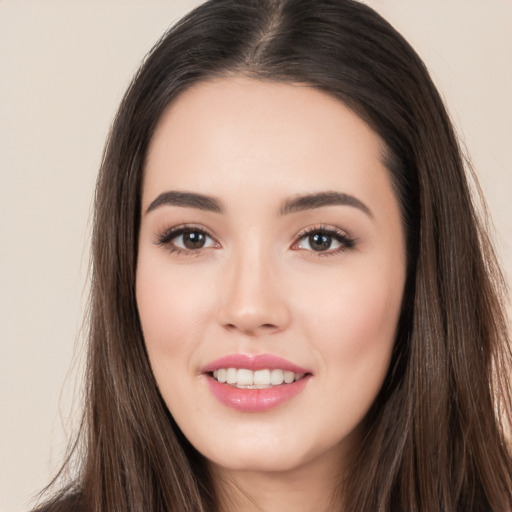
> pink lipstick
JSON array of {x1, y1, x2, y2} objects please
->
[{"x1": 202, "y1": 353, "x2": 311, "y2": 412}]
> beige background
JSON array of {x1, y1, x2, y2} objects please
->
[{"x1": 0, "y1": 1, "x2": 510, "y2": 511}]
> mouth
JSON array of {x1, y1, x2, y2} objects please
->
[
  {"x1": 202, "y1": 354, "x2": 312, "y2": 412},
  {"x1": 210, "y1": 368, "x2": 306, "y2": 389}
]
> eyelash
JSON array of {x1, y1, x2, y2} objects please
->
[
  {"x1": 155, "y1": 224, "x2": 219, "y2": 256},
  {"x1": 292, "y1": 225, "x2": 356, "y2": 256},
  {"x1": 155, "y1": 224, "x2": 356, "y2": 256}
]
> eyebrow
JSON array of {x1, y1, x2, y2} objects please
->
[
  {"x1": 280, "y1": 191, "x2": 373, "y2": 217},
  {"x1": 145, "y1": 191, "x2": 224, "y2": 214},
  {"x1": 145, "y1": 189, "x2": 372, "y2": 218}
]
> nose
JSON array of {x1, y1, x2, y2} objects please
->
[{"x1": 216, "y1": 246, "x2": 291, "y2": 336}]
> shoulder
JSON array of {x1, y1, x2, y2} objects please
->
[{"x1": 31, "y1": 492, "x2": 86, "y2": 512}]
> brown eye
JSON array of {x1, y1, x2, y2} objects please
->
[
  {"x1": 157, "y1": 226, "x2": 218, "y2": 253},
  {"x1": 295, "y1": 228, "x2": 355, "y2": 254},
  {"x1": 308, "y1": 233, "x2": 332, "y2": 251},
  {"x1": 181, "y1": 231, "x2": 207, "y2": 249}
]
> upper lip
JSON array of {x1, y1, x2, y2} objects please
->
[{"x1": 201, "y1": 353, "x2": 310, "y2": 374}]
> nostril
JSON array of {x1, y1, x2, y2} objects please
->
[{"x1": 222, "y1": 322, "x2": 280, "y2": 336}]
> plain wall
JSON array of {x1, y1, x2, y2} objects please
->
[{"x1": 1, "y1": 1, "x2": 510, "y2": 511}]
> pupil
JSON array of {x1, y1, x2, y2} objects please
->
[
  {"x1": 309, "y1": 233, "x2": 331, "y2": 251},
  {"x1": 183, "y1": 232, "x2": 205, "y2": 249}
]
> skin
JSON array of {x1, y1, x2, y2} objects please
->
[{"x1": 136, "y1": 77, "x2": 406, "y2": 511}]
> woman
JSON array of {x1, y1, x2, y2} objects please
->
[{"x1": 36, "y1": 0, "x2": 512, "y2": 510}]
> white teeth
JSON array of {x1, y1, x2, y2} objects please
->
[
  {"x1": 237, "y1": 369, "x2": 254, "y2": 386},
  {"x1": 270, "y1": 369, "x2": 284, "y2": 385},
  {"x1": 283, "y1": 370, "x2": 295, "y2": 384},
  {"x1": 216, "y1": 368, "x2": 227, "y2": 383},
  {"x1": 226, "y1": 367, "x2": 237, "y2": 384},
  {"x1": 253, "y1": 369, "x2": 270, "y2": 385},
  {"x1": 212, "y1": 368, "x2": 306, "y2": 388}
]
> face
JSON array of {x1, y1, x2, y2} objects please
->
[{"x1": 136, "y1": 78, "x2": 406, "y2": 477}]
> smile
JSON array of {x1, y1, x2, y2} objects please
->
[
  {"x1": 203, "y1": 354, "x2": 312, "y2": 412},
  {"x1": 212, "y1": 368, "x2": 305, "y2": 388}
]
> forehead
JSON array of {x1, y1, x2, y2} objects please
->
[{"x1": 142, "y1": 77, "x2": 392, "y2": 210}]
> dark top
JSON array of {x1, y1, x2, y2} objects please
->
[{"x1": 32, "y1": 493, "x2": 86, "y2": 512}]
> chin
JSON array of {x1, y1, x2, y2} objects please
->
[
  {"x1": 192, "y1": 424, "x2": 349, "y2": 476},
  {"x1": 208, "y1": 452, "x2": 310, "y2": 475}
]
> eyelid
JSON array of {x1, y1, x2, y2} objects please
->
[
  {"x1": 291, "y1": 224, "x2": 356, "y2": 254},
  {"x1": 153, "y1": 222, "x2": 355, "y2": 256},
  {"x1": 155, "y1": 223, "x2": 220, "y2": 253}
]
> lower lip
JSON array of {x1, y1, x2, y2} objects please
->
[{"x1": 205, "y1": 375, "x2": 310, "y2": 412}]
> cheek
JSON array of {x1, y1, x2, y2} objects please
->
[
  {"x1": 310, "y1": 278, "x2": 402, "y2": 443},
  {"x1": 297, "y1": 262, "x2": 403, "y2": 390},
  {"x1": 325, "y1": 281, "x2": 399, "y2": 347},
  {"x1": 135, "y1": 256, "x2": 210, "y2": 366}
]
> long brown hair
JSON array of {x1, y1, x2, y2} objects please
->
[{"x1": 37, "y1": 1, "x2": 512, "y2": 510}]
